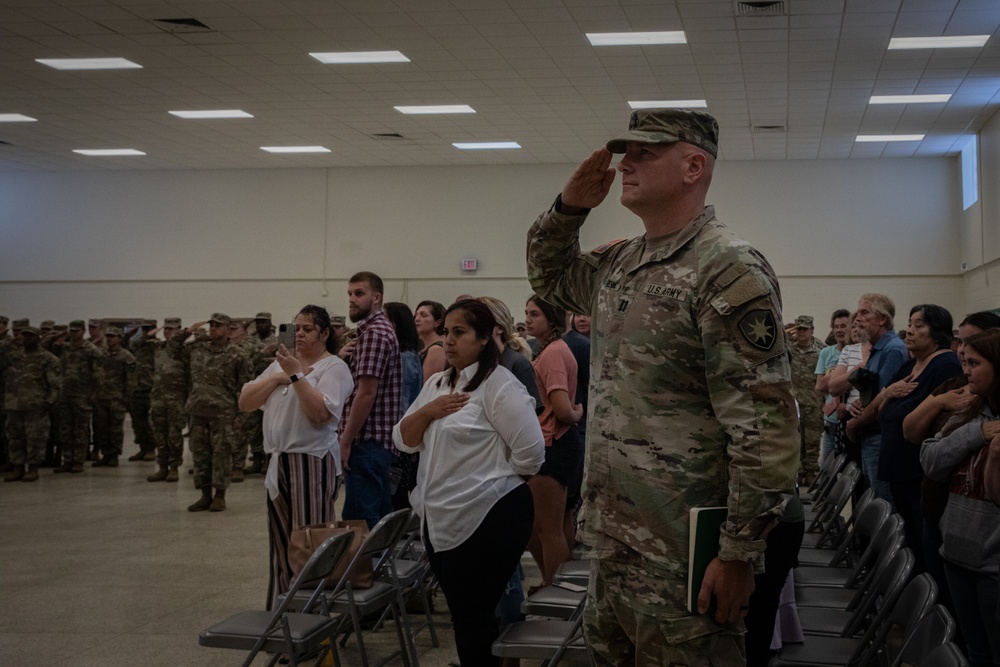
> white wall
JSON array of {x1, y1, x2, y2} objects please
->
[{"x1": 0, "y1": 156, "x2": 965, "y2": 328}]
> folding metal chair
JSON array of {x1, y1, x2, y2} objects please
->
[{"x1": 493, "y1": 590, "x2": 587, "y2": 666}]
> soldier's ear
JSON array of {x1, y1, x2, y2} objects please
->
[{"x1": 682, "y1": 151, "x2": 708, "y2": 185}]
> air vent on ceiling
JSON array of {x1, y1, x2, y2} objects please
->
[
  {"x1": 736, "y1": 1, "x2": 787, "y2": 16},
  {"x1": 369, "y1": 133, "x2": 407, "y2": 140},
  {"x1": 752, "y1": 124, "x2": 787, "y2": 133},
  {"x1": 155, "y1": 18, "x2": 212, "y2": 31}
]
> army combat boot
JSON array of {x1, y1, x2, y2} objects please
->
[
  {"x1": 165, "y1": 467, "x2": 179, "y2": 483},
  {"x1": 210, "y1": 489, "x2": 226, "y2": 512},
  {"x1": 21, "y1": 464, "x2": 39, "y2": 482},
  {"x1": 147, "y1": 467, "x2": 168, "y2": 482},
  {"x1": 188, "y1": 487, "x2": 213, "y2": 512},
  {"x1": 3, "y1": 465, "x2": 25, "y2": 482},
  {"x1": 231, "y1": 467, "x2": 244, "y2": 483}
]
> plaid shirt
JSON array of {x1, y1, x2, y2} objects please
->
[{"x1": 340, "y1": 309, "x2": 402, "y2": 450}]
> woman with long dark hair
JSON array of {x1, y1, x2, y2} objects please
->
[
  {"x1": 524, "y1": 294, "x2": 584, "y2": 588},
  {"x1": 393, "y1": 299, "x2": 544, "y2": 667},
  {"x1": 415, "y1": 299, "x2": 447, "y2": 382},
  {"x1": 921, "y1": 329, "x2": 1000, "y2": 667},
  {"x1": 238, "y1": 304, "x2": 354, "y2": 608}
]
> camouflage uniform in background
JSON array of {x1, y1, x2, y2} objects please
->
[
  {"x1": 0, "y1": 339, "x2": 61, "y2": 468},
  {"x1": 789, "y1": 334, "x2": 825, "y2": 484},
  {"x1": 48, "y1": 325, "x2": 104, "y2": 471},
  {"x1": 172, "y1": 327, "x2": 251, "y2": 491},
  {"x1": 92, "y1": 341, "x2": 136, "y2": 460},
  {"x1": 233, "y1": 330, "x2": 276, "y2": 471},
  {"x1": 129, "y1": 326, "x2": 156, "y2": 458},
  {"x1": 527, "y1": 201, "x2": 800, "y2": 662},
  {"x1": 139, "y1": 322, "x2": 189, "y2": 473},
  {"x1": 0, "y1": 319, "x2": 13, "y2": 468}
]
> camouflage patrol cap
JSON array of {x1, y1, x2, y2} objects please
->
[
  {"x1": 21, "y1": 326, "x2": 41, "y2": 337},
  {"x1": 88, "y1": 319, "x2": 102, "y2": 327},
  {"x1": 163, "y1": 317, "x2": 182, "y2": 328},
  {"x1": 68, "y1": 320, "x2": 85, "y2": 330},
  {"x1": 12, "y1": 318, "x2": 30, "y2": 330},
  {"x1": 331, "y1": 315, "x2": 346, "y2": 327},
  {"x1": 54, "y1": 324, "x2": 68, "y2": 332},
  {"x1": 142, "y1": 319, "x2": 156, "y2": 327},
  {"x1": 40, "y1": 319, "x2": 55, "y2": 329},
  {"x1": 794, "y1": 315, "x2": 814, "y2": 329},
  {"x1": 209, "y1": 313, "x2": 232, "y2": 325},
  {"x1": 254, "y1": 311, "x2": 272, "y2": 321},
  {"x1": 606, "y1": 108, "x2": 719, "y2": 158},
  {"x1": 105, "y1": 326, "x2": 123, "y2": 337}
]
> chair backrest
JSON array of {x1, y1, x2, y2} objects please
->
[
  {"x1": 920, "y1": 643, "x2": 970, "y2": 667},
  {"x1": 832, "y1": 495, "x2": 890, "y2": 570},
  {"x1": 855, "y1": 572, "x2": 939, "y2": 667},
  {"x1": 331, "y1": 508, "x2": 412, "y2": 593},
  {"x1": 270, "y1": 531, "x2": 356, "y2": 617},
  {"x1": 844, "y1": 543, "x2": 912, "y2": 638},
  {"x1": 808, "y1": 466, "x2": 861, "y2": 538},
  {"x1": 810, "y1": 452, "x2": 848, "y2": 497},
  {"x1": 890, "y1": 605, "x2": 956, "y2": 667}
]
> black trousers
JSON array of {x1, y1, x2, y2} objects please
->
[
  {"x1": 426, "y1": 483, "x2": 534, "y2": 667},
  {"x1": 744, "y1": 519, "x2": 805, "y2": 667}
]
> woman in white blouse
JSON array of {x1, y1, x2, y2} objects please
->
[
  {"x1": 239, "y1": 305, "x2": 354, "y2": 609},
  {"x1": 394, "y1": 299, "x2": 545, "y2": 667}
]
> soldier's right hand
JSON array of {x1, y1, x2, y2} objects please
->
[
  {"x1": 561, "y1": 148, "x2": 616, "y2": 211},
  {"x1": 189, "y1": 321, "x2": 208, "y2": 331}
]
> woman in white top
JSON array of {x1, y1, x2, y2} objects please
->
[
  {"x1": 394, "y1": 299, "x2": 544, "y2": 667},
  {"x1": 239, "y1": 305, "x2": 354, "y2": 609}
]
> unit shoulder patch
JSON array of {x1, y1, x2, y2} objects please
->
[{"x1": 738, "y1": 310, "x2": 777, "y2": 351}]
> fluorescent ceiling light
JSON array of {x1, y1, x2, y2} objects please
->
[
  {"x1": 888, "y1": 35, "x2": 989, "y2": 49},
  {"x1": 855, "y1": 134, "x2": 925, "y2": 142},
  {"x1": 586, "y1": 31, "x2": 686, "y2": 46},
  {"x1": 310, "y1": 51, "x2": 410, "y2": 64},
  {"x1": 629, "y1": 99, "x2": 707, "y2": 109},
  {"x1": 37, "y1": 57, "x2": 142, "y2": 70},
  {"x1": 453, "y1": 142, "x2": 521, "y2": 150},
  {"x1": 395, "y1": 105, "x2": 476, "y2": 115},
  {"x1": 73, "y1": 148, "x2": 145, "y2": 156},
  {"x1": 260, "y1": 146, "x2": 331, "y2": 153},
  {"x1": 169, "y1": 110, "x2": 253, "y2": 119},
  {"x1": 869, "y1": 94, "x2": 951, "y2": 104},
  {"x1": 0, "y1": 114, "x2": 37, "y2": 122}
]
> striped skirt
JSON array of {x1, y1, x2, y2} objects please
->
[{"x1": 266, "y1": 451, "x2": 341, "y2": 609}]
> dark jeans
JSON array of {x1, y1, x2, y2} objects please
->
[
  {"x1": 341, "y1": 440, "x2": 394, "y2": 530},
  {"x1": 890, "y1": 478, "x2": 924, "y2": 573},
  {"x1": 745, "y1": 519, "x2": 805, "y2": 667},
  {"x1": 426, "y1": 483, "x2": 534, "y2": 667},
  {"x1": 944, "y1": 563, "x2": 1000, "y2": 667}
]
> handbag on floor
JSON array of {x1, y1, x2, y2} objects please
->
[{"x1": 288, "y1": 519, "x2": 374, "y2": 589}]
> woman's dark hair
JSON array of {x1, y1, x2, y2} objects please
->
[
  {"x1": 437, "y1": 299, "x2": 499, "y2": 393},
  {"x1": 945, "y1": 329, "x2": 1000, "y2": 433},
  {"x1": 416, "y1": 300, "x2": 446, "y2": 336},
  {"x1": 298, "y1": 304, "x2": 337, "y2": 354},
  {"x1": 910, "y1": 304, "x2": 954, "y2": 350},
  {"x1": 960, "y1": 311, "x2": 1000, "y2": 332},
  {"x1": 526, "y1": 295, "x2": 566, "y2": 354},
  {"x1": 384, "y1": 302, "x2": 421, "y2": 353}
]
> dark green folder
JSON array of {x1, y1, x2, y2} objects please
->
[{"x1": 687, "y1": 506, "x2": 727, "y2": 613}]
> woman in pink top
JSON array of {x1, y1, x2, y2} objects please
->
[{"x1": 525, "y1": 295, "x2": 584, "y2": 587}]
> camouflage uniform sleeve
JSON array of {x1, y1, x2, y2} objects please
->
[
  {"x1": 123, "y1": 352, "x2": 137, "y2": 403},
  {"x1": 46, "y1": 353, "x2": 62, "y2": 404},
  {"x1": 698, "y1": 256, "x2": 799, "y2": 564},
  {"x1": 526, "y1": 197, "x2": 602, "y2": 314}
]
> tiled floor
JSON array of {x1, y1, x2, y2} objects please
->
[{"x1": 0, "y1": 427, "x2": 586, "y2": 666}]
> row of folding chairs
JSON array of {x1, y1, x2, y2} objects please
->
[{"x1": 199, "y1": 508, "x2": 437, "y2": 667}]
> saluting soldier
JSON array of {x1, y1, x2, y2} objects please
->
[
  {"x1": 49, "y1": 320, "x2": 104, "y2": 474},
  {"x1": 127, "y1": 320, "x2": 157, "y2": 462},
  {"x1": 142, "y1": 318, "x2": 189, "y2": 483},
  {"x1": 92, "y1": 327, "x2": 136, "y2": 467},
  {"x1": 236, "y1": 311, "x2": 277, "y2": 476}
]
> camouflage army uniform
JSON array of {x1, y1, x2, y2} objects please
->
[
  {"x1": 93, "y1": 347, "x2": 136, "y2": 459},
  {"x1": 789, "y1": 338, "x2": 825, "y2": 483},
  {"x1": 527, "y1": 202, "x2": 799, "y2": 664},
  {"x1": 136, "y1": 332, "x2": 189, "y2": 471},
  {"x1": 173, "y1": 332, "x2": 250, "y2": 490},
  {"x1": 129, "y1": 332, "x2": 156, "y2": 457},
  {"x1": 233, "y1": 332, "x2": 276, "y2": 470},
  {"x1": 0, "y1": 345, "x2": 61, "y2": 467},
  {"x1": 0, "y1": 327, "x2": 12, "y2": 467},
  {"x1": 50, "y1": 339, "x2": 104, "y2": 468}
]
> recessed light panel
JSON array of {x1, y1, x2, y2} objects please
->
[
  {"x1": 0, "y1": 114, "x2": 37, "y2": 122},
  {"x1": 888, "y1": 35, "x2": 989, "y2": 50},
  {"x1": 869, "y1": 94, "x2": 951, "y2": 104},
  {"x1": 310, "y1": 51, "x2": 410, "y2": 64},
  {"x1": 395, "y1": 105, "x2": 476, "y2": 115},
  {"x1": 628, "y1": 100, "x2": 707, "y2": 109},
  {"x1": 586, "y1": 31, "x2": 687, "y2": 46},
  {"x1": 37, "y1": 58, "x2": 142, "y2": 70},
  {"x1": 855, "y1": 135, "x2": 925, "y2": 142},
  {"x1": 169, "y1": 110, "x2": 253, "y2": 119},
  {"x1": 453, "y1": 142, "x2": 521, "y2": 150},
  {"x1": 260, "y1": 146, "x2": 331, "y2": 153},
  {"x1": 73, "y1": 148, "x2": 146, "y2": 156}
]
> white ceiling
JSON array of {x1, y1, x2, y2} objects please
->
[{"x1": 2, "y1": 0, "x2": 1000, "y2": 171}]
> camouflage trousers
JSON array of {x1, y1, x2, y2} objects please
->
[
  {"x1": 93, "y1": 400, "x2": 127, "y2": 457},
  {"x1": 799, "y1": 404, "x2": 823, "y2": 482},
  {"x1": 57, "y1": 401, "x2": 92, "y2": 465},
  {"x1": 151, "y1": 400, "x2": 186, "y2": 469},
  {"x1": 584, "y1": 559, "x2": 745, "y2": 666},
  {"x1": 232, "y1": 410, "x2": 263, "y2": 468},
  {"x1": 5, "y1": 409, "x2": 50, "y2": 466},
  {"x1": 189, "y1": 414, "x2": 233, "y2": 490},
  {"x1": 129, "y1": 389, "x2": 154, "y2": 454}
]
